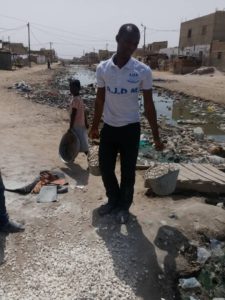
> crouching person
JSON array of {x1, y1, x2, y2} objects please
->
[{"x1": 0, "y1": 172, "x2": 24, "y2": 233}]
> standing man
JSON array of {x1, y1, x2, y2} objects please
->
[
  {"x1": 0, "y1": 172, "x2": 24, "y2": 233},
  {"x1": 89, "y1": 24, "x2": 163, "y2": 224},
  {"x1": 47, "y1": 58, "x2": 51, "y2": 69}
]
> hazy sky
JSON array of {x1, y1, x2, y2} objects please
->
[{"x1": 0, "y1": 0, "x2": 225, "y2": 58}]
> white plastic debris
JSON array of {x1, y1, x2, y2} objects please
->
[
  {"x1": 179, "y1": 277, "x2": 201, "y2": 289},
  {"x1": 193, "y1": 127, "x2": 204, "y2": 140},
  {"x1": 197, "y1": 247, "x2": 211, "y2": 264}
]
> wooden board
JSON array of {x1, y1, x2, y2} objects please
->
[{"x1": 144, "y1": 163, "x2": 225, "y2": 194}]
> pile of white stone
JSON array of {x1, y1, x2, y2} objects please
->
[
  {"x1": 145, "y1": 163, "x2": 180, "y2": 195},
  {"x1": 88, "y1": 146, "x2": 101, "y2": 176}
]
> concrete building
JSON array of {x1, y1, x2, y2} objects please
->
[
  {"x1": 179, "y1": 10, "x2": 225, "y2": 69},
  {"x1": 0, "y1": 51, "x2": 12, "y2": 70},
  {"x1": 147, "y1": 41, "x2": 168, "y2": 53},
  {"x1": 40, "y1": 48, "x2": 57, "y2": 62},
  {"x1": 210, "y1": 40, "x2": 225, "y2": 71},
  {"x1": 98, "y1": 50, "x2": 114, "y2": 61},
  {"x1": 159, "y1": 47, "x2": 179, "y2": 59}
]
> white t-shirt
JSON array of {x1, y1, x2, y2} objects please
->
[{"x1": 96, "y1": 55, "x2": 153, "y2": 127}]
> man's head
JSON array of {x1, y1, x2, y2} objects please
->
[
  {"x1": 116, "y1": 24, "x2": 140, "y2": 59},
  {"x1": 69, "y1": 79, "x2": 81, "y2": 96}
]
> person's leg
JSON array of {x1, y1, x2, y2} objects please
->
[
  {"x1": 0, "y1": 173, "x2": 24, "y2": 233},
  {"x1": 98, "y1": 124, "x2": 120, "y2": 215},
  {"x1": 0, "y1": 173, "x2": 8, "y2": 226},
  {"x1": 117, "y1": 123, "x2": 140, "y2": 223}
]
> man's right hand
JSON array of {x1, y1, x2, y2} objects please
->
[{"x1": 88, "y1": 127, "x2": 100, "y2": 140}]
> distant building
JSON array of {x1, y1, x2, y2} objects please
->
[
  {"x1": 98, "y1": 50, "x2": 114, "y2": 61},
  {"x1": 133, "y1": 48, "x2": 145, "y2": 61},
  {"x1": 39, "y1": 48, "x2": 57, "y2": 62},
  {"x1": 0, "y1": 42, "x2": 28, "y2": 68},
  {"x1": 86, "y1": 52, "x2": 99, "y2": 64},
  {"x1": 147, "y1": 41, "x2": 168, "y2": 53},
  {"x1": 159, "y1": 47, "x2": 179, "y2": 59},
  {"x1": 30, "y1": 50, "x2": 47, "y2": 64},
  {"x1": 179, "y1": 10, "x2": 225, "y2": 70},
  {"x1": 2, "y1": 42, "x2": 27, "y2": 56},
  {"x1": 210, "y1": 40, "x2": 225, "y2": 71},
  {"x1": 0, "y1": 51, "x2": 12, "y2": 70}
]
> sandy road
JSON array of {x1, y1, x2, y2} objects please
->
[{"x1": 0, "y1": 64, "x2": 224, "y2": 300}]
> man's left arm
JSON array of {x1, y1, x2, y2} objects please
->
[{"x1": 143, "y1": 89, "x2": 164, "y2": 151}]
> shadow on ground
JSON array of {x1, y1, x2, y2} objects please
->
[
  {"x1": 0, "y1": 233, "x2": 7, "y2": 265},
  {"x1": 92, "y1": 209, "x2": 186, "y2": 300},
  {"x1": 61, "y1": 162, "x2": 89, "y2": 186}
]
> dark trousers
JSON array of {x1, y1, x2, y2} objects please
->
[
  {"x1": 0, "y1": 173, "x2": 8, "y2": 225},
  {"x1": 99, "y1": 122, "x2": 140, "y2": 210}
]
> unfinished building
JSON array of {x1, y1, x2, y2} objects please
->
[{"x1": 179, "y1": 10, "x2": 225, "y2": 70}]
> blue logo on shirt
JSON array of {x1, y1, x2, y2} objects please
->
[
  {"x1": 127, "y1": 72, "x2": 139, "y2": 83},
  {"x1": 107, "y1": 86, "x2": 139, "y2": 94}
]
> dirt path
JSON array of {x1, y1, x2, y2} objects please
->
[
  {"x1": 0, "y1": 65, "x2": 225, "y2": 300},
  {"x1": 153, "y1": 70, "x2": 225, "y2": 104}
]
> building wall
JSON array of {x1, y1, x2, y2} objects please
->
[
  {"x1": 147, "y1": 41, "x2": 168, "y2": 53},
  {"x1": 179, "y1": 13, "x2": 215, "y2": 48},
  {"x1": 0, "y1": 52, "x2": 12, "y2": 70},
  {"x1": 213, "y1": 11, "x2": 225, "y2": 41},
  {"x1": 210, "y1": 40, "x2": 225, "y2": 71},
  {"x1": 37, "y1": 55, "x2": 46, "y2": 64},
  {"x1": 180, "y1": 44, "x2": 211, "y2": 65},
  {"x1": 159, "y1": 47, "x2": 179, "y2": 58}
]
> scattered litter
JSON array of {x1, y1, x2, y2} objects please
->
[
  {"x1": 197, "y1": 247, "x2": 211, "y2": 264},
  {"x1": 191, "y1": 66, "x2": 215, "y2": 75},
  {"x1": 179, "y1": 277, "x2": 201, "y2": 289},
  {"x1": 37, "y1": 185, "x2": 57, "y2": 203}
]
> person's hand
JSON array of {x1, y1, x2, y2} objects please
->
[
  {"x1": 88, "y1": 127, "x2": 99, "y2": 140},
  {"x1": 154, "y1": 140, "x2": 164, "y2": 151}
]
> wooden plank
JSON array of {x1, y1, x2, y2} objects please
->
[
  {"x1": 178, "y1": 164, "x2": 207, "y2": 181},
  {"x1": 202, "y1": 164, "x2": 225, "y2": 179},
  {"x1": 193, "y1": 164, "x2": 225, "y2": 184},
  {"x1": 177, "y1": 173, "x2": 190, "y2": 182},
  {"x1": 180, "y1": 163, "x2": 222, "y2": 184}
]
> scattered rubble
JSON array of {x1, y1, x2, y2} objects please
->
[
  {"x1": 191, "y1": 66, "x2": 216, "y2": 75},
  {"x1": 4, "y1": 64, "x2": 225, "y2": 300}
]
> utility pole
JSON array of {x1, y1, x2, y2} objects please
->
[
  {"x1": 27, "y1": 22, "x2": 31, "y2": 67},
  {"x1": 141, "y1": 24, "x2": 146, "y2": 54},
  {"x1": 50, "y1": 42, "x2": 53, "y2": 62},
  {"x1": 106, "y1": 43, "x2": 109, "y2": 59},
  {"x1": 8, "y1": 36, "x2": 10, "y2": 51}
]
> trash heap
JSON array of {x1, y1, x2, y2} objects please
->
[
  {"x1": 8, "y1": 66, "x2": 225, "y2": 169},
  {"x1": 178, "y1": 239, "x2": 225, "y2": 300},
  {"x1": 138, "y1": 123, "x2": 225, "y2": 168}
]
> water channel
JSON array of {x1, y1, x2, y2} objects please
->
[{"x1": 67, "y1": 65, "x2": 225, "y2": 142}]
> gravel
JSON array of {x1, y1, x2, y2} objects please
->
[{"x1": 0, "y1": 215, "x2": 151, "y2": 300}]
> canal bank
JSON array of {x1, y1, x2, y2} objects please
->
[{"x1": 10, "y1": 64, "x2": 225, "y2": 167}]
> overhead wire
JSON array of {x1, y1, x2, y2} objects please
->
[
  {"x1": 31, "y1": 23, "x2": 115, "y2": 43},
  {"x1": 146, "y1": 26, "x2": 179, "y2": 32},
  {"x1": 1, "y1": 13, "x2": 179, "y2": 57},
  {"x1": 31, "y1": 21, "x2": 115, "y2": 42},
  {"x1": 0, "y1": 25, "x2": 26, "y2": 33}
]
